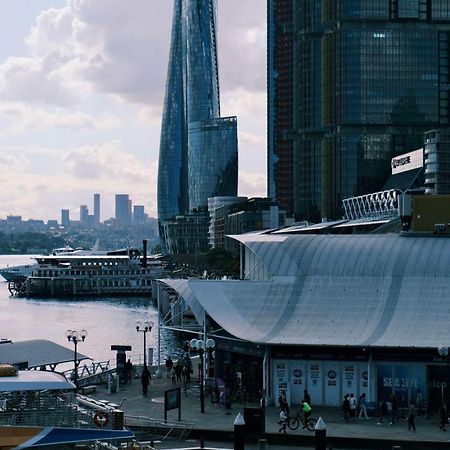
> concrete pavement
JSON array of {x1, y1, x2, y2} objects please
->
[{"x1": 85, "y1": 369, "x2": 450, "y2": 449}]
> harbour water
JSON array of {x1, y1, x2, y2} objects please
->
[{"x1": 0, "y1": 255, "x2": 181, "y2": 366}]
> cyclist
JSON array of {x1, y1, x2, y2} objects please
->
[{"x1": 301, "y1": 400, "x2": 312, "y2": 424}]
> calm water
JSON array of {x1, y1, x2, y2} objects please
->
[{"x1": 0, "y1": 255, "x2": 182, "y2": 366}]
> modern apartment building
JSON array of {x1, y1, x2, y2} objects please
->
[{"x1": 268, "y1": 0, "x2": 450, "y2": 222}]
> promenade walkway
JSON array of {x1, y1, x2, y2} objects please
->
[{"x1": 86, "y1": 370, "x2": 450, "y2": 449}]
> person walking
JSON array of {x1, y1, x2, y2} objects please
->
[
  {"x1": 175, "y1": 360, "x2": 182, "y2": 383},
  {"x1": 358, "y1": 393, "x2": 369, "y2": 420},
  {"x1": 125, "y1": 359, "x2": 133, "y2": 384},
  {"x1": 439, "y1": 402, "x2": 449, "y2": 431},
  {"x1": 165, "y1": 356, "x2": 173, "y2": 378},
  {"x1": 390, "y1": 393, "x2": 399, "y2": 424},
  {"x1": 377, "y1": 400, "x2": 389, "y2": 425},
  {"x1": 278, "y1": 408, "x2": 288, "y2": 433},
  {"x1": 170, "y1": 367, "x2": 177, "y2": 385},
  {"x1": 140, "y1": 365, "x2": 151, "y2": 397},
  {"x1": 278, "y1": 390, "x2": 289, "y2": 416},
  {"x1": 342, "y1": 394, "x2": 350, "y2": 422},
  {"x1": 349, "y1": 393, "x2": 357, "y2": 419},
  {"x1": 407, "y1": 402, "x2": 416, "y2": 431}
]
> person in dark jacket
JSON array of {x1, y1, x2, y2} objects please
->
[
  {"x1": 141, "y1": 365, "x2": 151, "y2": 397},
  {"x1": 377, "y1": 400, "x2": 389, "y2": 425},
  {"x1": 342, "y1": 394, "x2": 350, "y2": 422}
]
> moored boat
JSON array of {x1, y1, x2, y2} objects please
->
[{"x1": 8, "y1": 242, "x2": 166, "y2": 297}]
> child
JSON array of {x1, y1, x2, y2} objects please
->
[{"x1": 278, "y1": 409, "x2": 288, "y2": 433}]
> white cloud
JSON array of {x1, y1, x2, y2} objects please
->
[
  {"x1": 0, "y1": 1, "x2": 268, "y2": 221},
  {"x1": 238, "y1": 170, "x2": 266, "y2": 198},
  {"x1": 0, "y1": 103, "x2": 120, "y2": 134}
]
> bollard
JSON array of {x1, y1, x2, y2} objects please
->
[
  {"x1": 257, "y1": 438, "x2": 268, "y2": 450},
  {"x1": 234, "y1": 412, "x2": 245, "y2": 450},
  {"x1": 315, "y1": 417, "x2": 326, "y2": 450}
]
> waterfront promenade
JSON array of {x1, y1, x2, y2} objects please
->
[{"x1": 86, "y1": 369, "x2": 450, "y2": 450}]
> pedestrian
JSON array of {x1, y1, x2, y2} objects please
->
[
  {"x1": 349, "y1": 393, "x2": 357, "y2": 419},
  {"x1": 140, "y1": 365, "x2": 151, "y2": 397},
  {"x1": 377, "y1": 400, "x2": 389, "y2": 425},
  {"x1": 390, "y1": 393, "x2": 399, "y2": 424},
  {"x1": 170, "y1": 367, "x2": 176, "y2": 385},
  {"x1": 358, "y1": 393, "x2": 369, "y2": 420},
  {"x1": 416, "y1": 389, "x2": 424, "y2": 416},
  {"x1": 278, "y1": 408, "x2": 288, "y2": 433},
  {"x1": 342, "y1": 394, "x2": 350, "y2": 422},
  {"x1": 278, "y1": 390, "x2": 289, "y2": 416},
  {"x1": 439, "y1": 402, "x2": 449, "y2": 431},
  {"x1": 165, "y1": 356, "x2": 173, "y2": 378},
  {"x1": 407, "y1": 402, "x2": 416, "y2": 431},
  {"x1": 125, "y1": 358, "x2": 133, "y2": 384},
  {"x1": 303, "y1": 389, "x2": 311, "y2": 406},
  {"x1": 175, "y1": 360, "x2": 182, "y2": 383}
]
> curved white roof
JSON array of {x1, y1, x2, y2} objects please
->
[
  {"x1": 162, "y1": 234, "x2": 450, "y2": 348},
  {"x1": 0, "y1": 370, "x2": 75, "y2": 392}
]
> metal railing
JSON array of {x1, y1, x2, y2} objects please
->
[{"x1": 125, "y1": 414, "x2": 193, "y2": 441}]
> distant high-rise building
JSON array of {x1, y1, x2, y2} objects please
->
[
  {"x1": 115, "y1": 194, "x2": 131, "y2": 228},
  {"x1": 80, "y1": 205, "x2": 89, "y2": 225},
  {"x1": 93, "y1": 193, "x2": 100, "y2": 226},
  {"x1": 61, "y1": 209, "x2": 70, "y2": 228},
  {"x1": 268, "y1": 0, "x2": 450, "y2": 222},
  {"x1": 133, "y1": 205, "x2": 145, "y2": 224},
  {"x1": 157, "y1": 0, "x2": 238, "y2": 254}
]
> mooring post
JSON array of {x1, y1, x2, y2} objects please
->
[
  {"x1": 234, "y1": 412, "x2": 245, "y2": 450},
  {"x1": 315, "y1": 417, "x2": 327, "y2": 450}
]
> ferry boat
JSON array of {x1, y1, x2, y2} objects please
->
[
  {"x1": 0, "y1": 241, "x2": 104, "y2": 282},
  {"x1": 8, "y1": 244, "x2": 165, "y2": 297}
]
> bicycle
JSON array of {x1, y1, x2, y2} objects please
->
[{"x1": 287, "y1": 409, "x2": 317, "y2": 431}]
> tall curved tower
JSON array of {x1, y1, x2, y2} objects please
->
[{"x1": 158, "y1": 0, "x2": 238, "y2": 253}]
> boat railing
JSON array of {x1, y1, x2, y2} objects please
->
[{"x1": 0, "y1": 391, "x2": 121, "y2": 430}]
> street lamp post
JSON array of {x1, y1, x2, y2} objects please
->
[
  {"x1": 438, "y1": 346, "x2": 450, "y2": 404},
  {"x1": 136, "y1": 320, "x2": 154, "y2": 368},
  {"x1": 190, "y1": 338, "x2": 215, "y2": 413},
  {"x1": 65, "y1": 329, "x2": 88, "y2": 390}
]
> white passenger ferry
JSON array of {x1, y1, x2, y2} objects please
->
[{"x1": 8, "y1": 246, "x2": 165, "y2": 297}]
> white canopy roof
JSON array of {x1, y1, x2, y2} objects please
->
[
  {"x1": 162, "y1": 234, "x2": 450, "y2": 349},
  {"x1": 0, "y1": 370, "x2": 75, "y2": 392}
]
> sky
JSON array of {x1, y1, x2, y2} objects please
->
[{"x1": 0, "y1": 0, "x2": 267, "y2": 222}]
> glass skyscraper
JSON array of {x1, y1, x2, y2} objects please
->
[
  {"x1": 158, "y1": 0, "x2": 238, "y2": 250},
  {"x1": 268, "y1": 0, "x2": 450, "y2": 222}
]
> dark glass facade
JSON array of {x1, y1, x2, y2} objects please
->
[
  {"x1": 158, "y1": 0, "x2": 238, "y2": 254},
  {"x1": 188, "y1": 117, "x2": 238, "y2": 211},
  {"x1": 268, "y1": 0, "x2": 450, "y2": 221}
]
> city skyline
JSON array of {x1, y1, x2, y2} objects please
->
[{"x1": 0, "y1": 0, "x2": 266, "y2": 221}]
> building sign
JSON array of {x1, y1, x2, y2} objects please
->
[{"x1": 391, "y1": 148, "x2": 423, "y2": 175}]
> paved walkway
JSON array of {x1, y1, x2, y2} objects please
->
[{"x1": 85, "y1": 370, "x2": 450, "y2": 449}]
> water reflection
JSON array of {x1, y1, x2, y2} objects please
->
[{"x1": 0, "y1": 255, "x2": 183, "y2": 366}]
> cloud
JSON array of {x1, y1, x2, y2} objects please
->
[
  {"x1": 0, "y1": 103, "x2": 121, "y2": 134},
  {"x1": 238, "y1": 170, "x2": 266, "y2": 198},
  {"x1": 0, "y1": 140, "x2": 157, "y2": 220}
]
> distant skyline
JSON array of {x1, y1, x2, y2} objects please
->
[{"x1": 0, "y1": 1, "x2": 266, "y2": 221}]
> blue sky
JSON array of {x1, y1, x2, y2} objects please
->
[{"x1": 0, "y1": 0, "x2": 266, "y2": 221}]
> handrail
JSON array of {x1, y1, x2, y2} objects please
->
[{"x1": 125, "y1": 414, "x2": 194, "y2": 441}]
